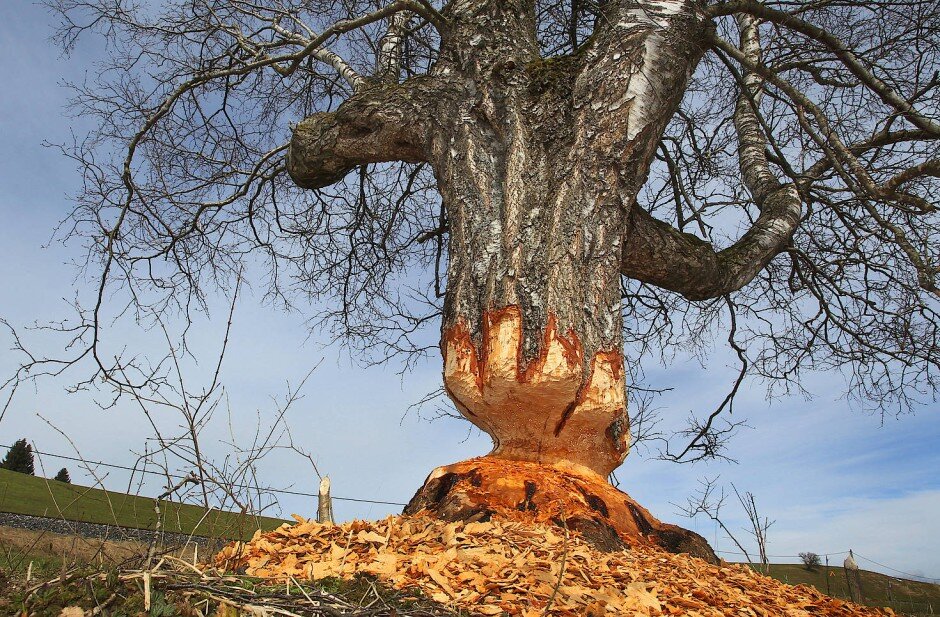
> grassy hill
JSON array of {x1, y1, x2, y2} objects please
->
[
  {"x1": 752, "y1": 563, "x2": 940, "y2": 615},
  {"x1": 0, "y1": 467, "x2": 287, "y2": 540}
]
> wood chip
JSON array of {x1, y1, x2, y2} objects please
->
[{"x1": 214, "y1": 514, "x2": 891, "y2": 616}]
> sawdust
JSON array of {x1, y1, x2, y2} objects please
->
[{"x1": 214, "y1": 514, "x2": 892, "y2": 616}]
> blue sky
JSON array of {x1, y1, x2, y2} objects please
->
[{"x1": 1, "y1": 0, "x2": 939, "y2": 583}]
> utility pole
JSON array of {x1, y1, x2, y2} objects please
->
[{"x1": 825, "y1": 555, "x2": 831, "y2": 597}]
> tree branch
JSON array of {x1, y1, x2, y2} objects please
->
[
  {"x1": 733, "y1": 14, "x2": 779, "y2": 207},
  {"x1": 573, "y1": 0, "x2": 711, "y2": 194},
  {"x1": 707, "y1": 0, "x2": 940, "y2": 136},
  {"x1": 622, "y1": 13, "x2": 800, "y2": 301},
  {"x1": 711, "y1": 32, "x2": 940, "y2": 296},
  {"x1": 286, "y1": 77, "x2": 447, "y2": 189},
  {"x1": 376, "y1": 10, "x2": 415, "y2": 81},
  {"x1": 279, "y1": 1, "x2": 448, "y2": 77},
  {"x1": 622, "y1": 172, "x2": 801, "y2": 300}
]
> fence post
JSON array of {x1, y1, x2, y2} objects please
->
[
  {"x1": 844, "y1": 550, "x2": 863, "y2": 603},
  {"x1": 825, "y1": 555, "x2": 831, "y2": 597},
  {"x1": 317, "y1": 475, "x2": 334, "y2": 524}
]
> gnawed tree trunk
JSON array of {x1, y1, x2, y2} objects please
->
[
  {"x1": 288, "y1": 0, "x2": 733, "y2": 559},
  {"x1": 434, "y1": 0, "x2": 709, "y2": 478},
  {"x1": 404, "y1": 457, "x2": 717, "y2": 561}
]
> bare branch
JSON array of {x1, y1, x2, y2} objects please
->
[
  {"x1": 708, "y1": 0, "x2": 940, "y2": 136},
  {"x1": 287, "y1": 77, "x2": 445, "y2": 189}
]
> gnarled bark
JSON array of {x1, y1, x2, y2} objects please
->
[
  {"x1": 432, "y1": 0, "x2": 709, "y2": 478},
  {"x1": 287, "y1": 77, "x2": 448, "y2": 189}
]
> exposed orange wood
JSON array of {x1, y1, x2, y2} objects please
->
[
  {"x1": 443, "y1": 307, "x2": 629, "y2": 476},
  {"x1": 405, "y1": 457, "x2": 717, "y2": 562}
]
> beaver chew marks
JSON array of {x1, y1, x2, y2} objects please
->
[
  {"x1": 406, "y1": 457, "x2": 717, "y2": 562},
  {"x1": 443, "y1": 306, "x2": 630, "y2": 477}
]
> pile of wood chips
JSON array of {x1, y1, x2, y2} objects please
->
[{"x1": 214, "y1": 514, "x2": 892, "y2": 616}]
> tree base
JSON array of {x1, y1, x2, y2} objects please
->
[{"x1": 404, "y1": 456, "x2": 717, "y2": 563}]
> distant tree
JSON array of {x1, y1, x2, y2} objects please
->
[
  {"x1": 800, "y1": 552, "x2": 822, "y2": 571},
  {"x1": 736, "y1": 485, "x2": 774, "y2": 574},
  {"x1": 53, "y1": 467, "x2": 71, "y2": 483},
  {"x1": 0, "y1": 439, "x2": 35, "y2": 475}
]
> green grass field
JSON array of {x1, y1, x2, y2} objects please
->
[
  {"x1": 0, "y1": 467, "x2": 287, "y2": 540},
  {"x1": 751, "y1": 563, "x2": 940, "y2": 615}
]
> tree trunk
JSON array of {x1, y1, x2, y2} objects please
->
[{"x1": 427, "y1": 0, "x2": 708, "y2": 475}]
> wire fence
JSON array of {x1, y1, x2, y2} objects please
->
[
  {"x1": 715, "y1": 549, "x2": 940, "y2": 585},
  {"x1": 1, "y1": 443, "x2": 408, "y2": 507},
  {"x1": 716, "y1": 551, "x2": 939, "y2": 615}
]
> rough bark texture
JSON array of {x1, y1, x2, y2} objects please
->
[
  {"x1": 431, "y1": 0, "x2": 710, "y2": 475},
  {"x1": 287, "y1": 77, "x2": 446, "y2": 189}
]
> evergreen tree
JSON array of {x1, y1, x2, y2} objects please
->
[
  {"x1": 53, "y1": 467, "x2": 71, "y2": 483},
  {"x1": 0, "y1": 439, "x2": 35, "y2": 475}
]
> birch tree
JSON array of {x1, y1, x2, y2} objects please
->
[{"x1": 31, "y1": 0, "x2": 940, "y2": 555}]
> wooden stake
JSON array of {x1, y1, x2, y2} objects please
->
[
  {"x1": 143, "y1": 571, "x2": 152, "y2": 611},
  {"x1": 843, "y1": 550, "x2": 863, "y2": 603},
  {"x1": 25, "y1": 561, "x2": 32, "y2": 583},
  {"x1": 317, "y1": 476, "x2": 334, "y2": 524}
]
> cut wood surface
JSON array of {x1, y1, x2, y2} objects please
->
[
  {"x1": 404, "y1": 457, "x2": 716, "y2": 561},
  {"x1": 215, "y1": 514, "x2": 894, "y2": 616}
]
